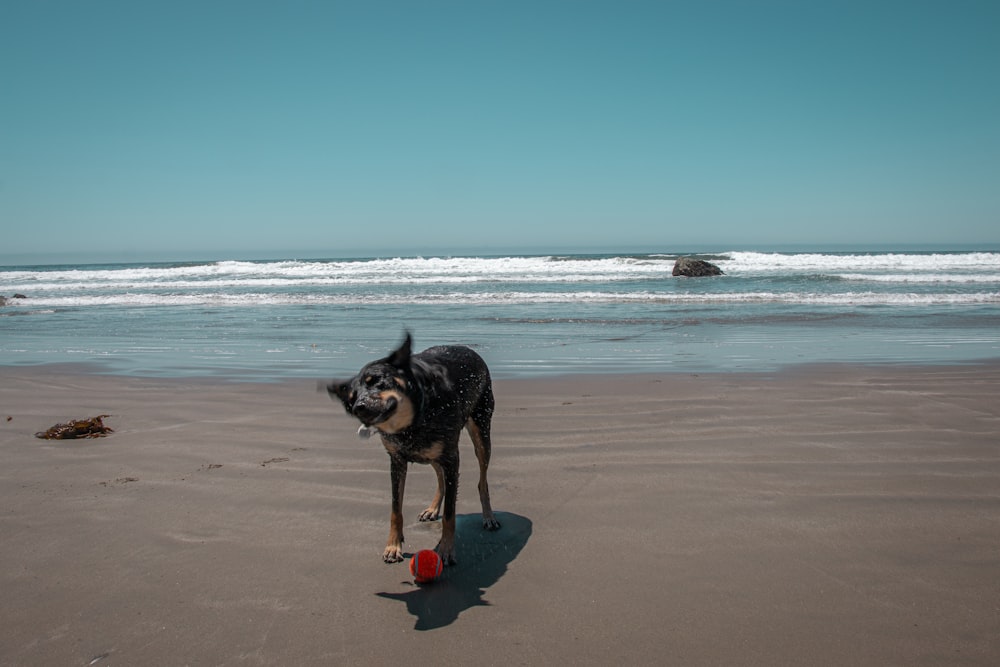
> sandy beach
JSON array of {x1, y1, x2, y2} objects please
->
[{"x1": 1, "y1": 362, "x2": 998, "y2": 665}]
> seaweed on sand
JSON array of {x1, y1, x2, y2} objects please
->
[{"x1": 35, "y1": 415, "x2": 114, "y2": 439}]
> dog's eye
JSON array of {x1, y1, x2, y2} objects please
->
[{"x1": 364, "y1": 376, "x2": 376, "y2": 387}]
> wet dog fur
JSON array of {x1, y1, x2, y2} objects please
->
[{"x1": 326, "y1": 333, "x2": 500, "y2": 565}]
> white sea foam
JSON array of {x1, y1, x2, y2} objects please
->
[
  {"x1": 835, "y1": 273, "x2": 1000, "y2": 283},
  {"x1": 718, "y1": 251, "x2": 1000, "y2": 274},
  {"x1": 1, "y1": 256, "x2": 674, "y2": 290},
  {"x1": 13, "y1": 290, "x2": 1000, "y2": 308},
  {"x1": 4, "y1": 251, "x2": 999, "y2": 292},
  {"x1": 3, "y1": 252, "x2": 999, "y2": 317}
]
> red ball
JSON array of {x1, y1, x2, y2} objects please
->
[{"x1": 409, "y1": 549, "x2": 443, "y2": 583}]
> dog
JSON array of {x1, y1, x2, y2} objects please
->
[{"x1": 326, "y1": 333, "x2": 500, "y2": 565}]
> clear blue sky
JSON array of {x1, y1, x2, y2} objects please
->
[{"x1": 2, "y1": 0, "x2": 998, "y2": 261}]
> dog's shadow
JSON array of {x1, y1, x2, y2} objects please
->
[{"x1": 376, "y1": 511, "x2": 532, "y2": 630}]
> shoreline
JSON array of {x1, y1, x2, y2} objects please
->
[
  {"x1": 2, "y1": 362, "x2": 998, "y2": 664},
  {"x1": 3, "y1": 355, "x2": 1000, "y2": 383}
]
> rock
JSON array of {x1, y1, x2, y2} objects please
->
[
  {"x1": 0, "y1": 296, "x2": 6, "y2": 307},
  {"x1": 13, "y1": 293, "x2": 26, "y2": 299},
  {"x1": 672, "y1": 257, "x2": 724, "y2": 277}
]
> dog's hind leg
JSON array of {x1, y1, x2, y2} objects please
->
[
  {"x1": 435, "y1": 450, "x2": 460, "y2": 566},
  {"x1": 467, "y1": 386, "x2": 501, "y2": 531},
  {"x1": 418, "y1": 462, "x2": 444, "y2": 522}
]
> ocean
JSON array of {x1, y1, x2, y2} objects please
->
[{"x1": 2, "y1": 250, "x2": 999, "y2": 380}]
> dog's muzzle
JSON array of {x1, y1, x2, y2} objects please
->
[{"x1": 352, "y1": 396, "x2": 398, "y2": 427}]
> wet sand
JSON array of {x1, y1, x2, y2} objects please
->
[{"x1": 1, "y1": 363, "x2": 998, "y2": 665}]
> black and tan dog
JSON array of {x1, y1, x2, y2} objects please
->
[{"x1": 326, "y1": 333, "x2": 500, "y2": 565}]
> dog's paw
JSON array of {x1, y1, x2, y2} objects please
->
[
  {"x1": 383, "y1": 545, "x2": 405, "y2": 563},
  {"x1": 417, "y1": 507, "x2": 441, "y2": 522},
  {"x1": 483, "y1": 514, "x2": 501, "y2": 531},
  {"x1": 434, "y1": 542, "x2": 457, "y2": 566}
]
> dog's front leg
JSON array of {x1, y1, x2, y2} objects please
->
[
  {"x1": 435, "y1": 452, "x2": 460, "y2": 566},
  {"x1": 384, "y1": 456, "x2": 407, "y2": 563}
]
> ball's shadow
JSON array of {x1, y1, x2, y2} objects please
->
[{"x1": 376, "y1": 511, "x2": 532, "y2": 630}]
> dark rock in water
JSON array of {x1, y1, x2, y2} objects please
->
[
  {"x1": 13, "y1": 293, "x2": 26, "y2": 299},
  {"x1": 672, "y1": 257, "x2": 724, "y2": 277},
  {"x1": 0, "y1": 296, "x2": 6, "y2": 307}
]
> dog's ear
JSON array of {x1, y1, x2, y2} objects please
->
[{"x1": 386, "y1": 332, "x2": 413, "y2": 369}]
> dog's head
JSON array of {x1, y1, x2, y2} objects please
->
[{"x1": 327, "y1": 333, "x2": 419, "y2": 434}]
